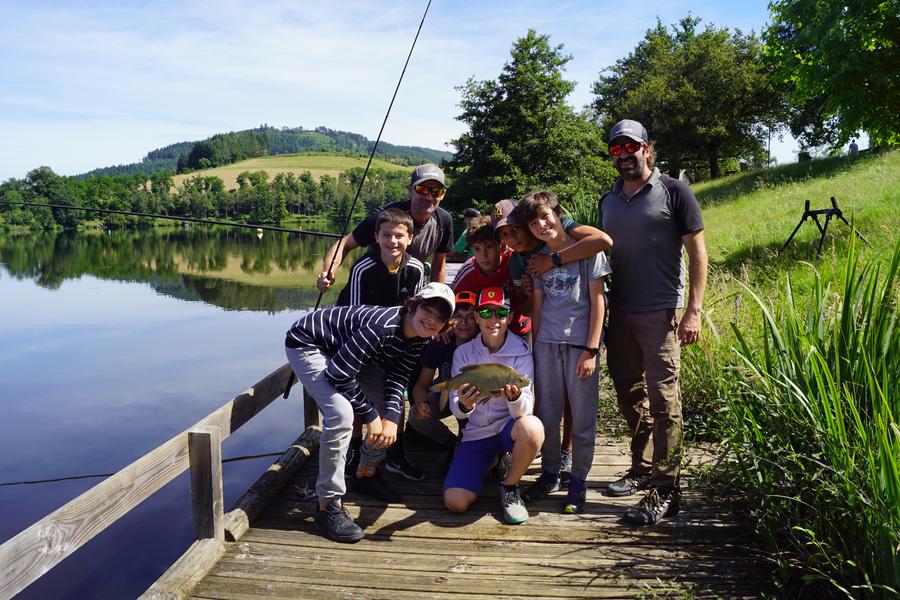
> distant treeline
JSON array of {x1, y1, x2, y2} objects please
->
[
  {"x1": 76, "y1": 126, "x2": 453, "y2": 179},
  {"x1": 0, "y1": 165, "x2": 409, "y2": 230}
]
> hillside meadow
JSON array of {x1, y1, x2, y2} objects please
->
[{"x1": 171, "y1": 152, "x2": 410, "y2": 190}]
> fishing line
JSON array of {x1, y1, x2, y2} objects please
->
[
  {"x1": 0, "y1": 200, "x2": 341, "y2": 238},
  {"x1": 0, "y1": 451, "x2": 285, "y2": 487},
  {"x1": 283, "y1": 0, "x2": 435, "y2": 398}
]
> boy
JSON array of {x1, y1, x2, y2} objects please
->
[
  {"x1": 450, "y1": 207, "x2": 481, "y2": 260},
  {"x1": 285, "y1": 283, "x2": 455, "y2": 542},
  {"x1": 450, "y1": 216, "x2": 529, "y2": 337},
  {"x1": 443, "y1": 287, "x2": 544, "y2": 524},
  {"x1": 336, "y1": 208, "x2": 424, "y2": 307},
  {"x1": 516, "y1": 191, "x2": 611, "y2": 514},
  {"x1": 409, "y1": 290, "x2": 479, "y2": 448},
  {"x1": 492, "y1": 198, "x2": 612, "y2": 485}
]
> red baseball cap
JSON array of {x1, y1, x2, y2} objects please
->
[{"x1": 476, "y1": 286, "x2": 509, "y2": 309}]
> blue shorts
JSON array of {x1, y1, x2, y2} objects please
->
[{"x1": 443, "y1": 419, "x2": 516, "y2": 494}]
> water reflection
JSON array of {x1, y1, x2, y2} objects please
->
[{"x1": 0, "y1": 227, "x2": 358, "y2": 311}]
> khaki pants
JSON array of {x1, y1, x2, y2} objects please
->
[{"x1": 606, "y1": 309, "x2": 683, "y2": 489}]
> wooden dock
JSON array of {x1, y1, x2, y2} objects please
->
[{"x1": 182, "y1": 437, "x2": 771, "y2": 599}]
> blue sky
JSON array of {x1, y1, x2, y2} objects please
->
[{"x1": 1, "y1": 0, "x2": 807, "y2": 182}]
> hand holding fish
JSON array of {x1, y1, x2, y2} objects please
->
[
  {"x1": 457, "y1": 382, "x2": 482, "y2": 410},
  {"x1": 500, "y1": 384, "x2": 522, "y2": 401}
]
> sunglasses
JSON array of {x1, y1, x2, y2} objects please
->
[
  {"x1": 414, "y1": 184, "x2": 446, "y2": 198},
  {"x1": 608, "y1": 141, "x2": 643, "y2": 156},
  {"x1": 477, "y1": 307, "x2": 510, "y2": 319}
]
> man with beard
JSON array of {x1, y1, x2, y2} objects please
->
[
  {"x1": 599, "y1": 119, "x2": 708, "y2": 525},
  {"x1": 317, "y1": 163, "x2": 454, "y2": 289}
]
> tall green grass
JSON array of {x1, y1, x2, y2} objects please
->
[{"x1": 715, "y1": 238, "x2": 900, "y2": 597}]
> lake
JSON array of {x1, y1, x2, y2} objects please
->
[{"x1": 0, "y1": 226, "x2": 359, "y2": 599}]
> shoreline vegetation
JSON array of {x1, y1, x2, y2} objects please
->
[{"x1": 3, "y1": 150, "x2": 898, "y2": 596}]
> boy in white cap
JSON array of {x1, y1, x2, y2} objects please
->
[{"x1": 285, "y1": 282, "x2": 455, "y2": 542}]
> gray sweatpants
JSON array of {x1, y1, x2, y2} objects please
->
[
  {"x1": 533, "y1": 341, "x2": 599, "y2": 481},
  {"x1": 285, "y1": 346, "x2": 388, "y2": 504}
]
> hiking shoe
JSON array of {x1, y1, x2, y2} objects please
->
[
  {"x1": 563, "y1": 477, "x2": 587, "y2": 514},
  {"x1": 605, "y1": 471, "x2": 650, "y2": 497},
  {"x1": 500, "y1": 483, "x2": 528, "y2": 524},
  {"x1": 314, "y1": 501, "x2": 364, "y2": 543},
  {"x1": 344, "y1": 438, "x2": 362, "y2": 479},
  {"x1": 623, "y1": 487, "x2": 681, "y2": 525},
  {"x1": 385, "y1": 452, "x2": 425, "y2": 481},
  {"x1": 351, "y1": 472, "x2": 403, "y2": 503},
  {"x1": 522, "y1": 471, "x2": 560, "y2": 503},
  {"x1": 559, "y1": 449, "x2": 573, "y2": 488},
  {"x1": 492, "y1": 452, "x2": 512, "y2": 483}
]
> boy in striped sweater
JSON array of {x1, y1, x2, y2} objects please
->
[{"x1": 285, "y1": 283, "x2": 455, "y2": 542}]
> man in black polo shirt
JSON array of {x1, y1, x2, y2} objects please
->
[
  {"x1": 599, "y1": 119, "x2": 708, "y2": 525},
  {"x1": 317, "y1": 163, "x2": 454, "y2": 289}
]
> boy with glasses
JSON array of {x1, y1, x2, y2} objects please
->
[
  {"x1": 443, "y1": 287, "x2": 543, "y2": 524},
  {"x1": 317, "y1": 163, "x2": 454, "y2": 288}
]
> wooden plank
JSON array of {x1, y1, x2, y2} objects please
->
[
  {"x1": 223, "y1": 427, "x2": 321, "y2": 542},
  {"x1": 0, "y1": 362, "x2": 294, "y2": 600},
  {"x1": 139, "y1": 538, "x2": 226, "y2": 600},
  {"x1": 189, "y1": 427, "x2": 224, "y2": 541}
]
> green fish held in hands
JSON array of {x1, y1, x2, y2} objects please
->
[{"x1": 429, "y1": 363, "x2": 531, "y2": 405}]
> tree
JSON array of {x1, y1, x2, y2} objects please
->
[
  {"x1": 593, "y1": 17, "x2": 780, "y2": 178},
  {"x1": 765, "y1": 0, "x2": 900, "y2": 148},
  {"x1": 446, "y1": 30, "x2": 616, "y2": 209}
]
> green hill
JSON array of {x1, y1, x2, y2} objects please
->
[{"x1": 171, "y1": 153, "x2": 411, "y2": 191}]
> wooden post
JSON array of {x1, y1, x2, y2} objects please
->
[
  {"x1": 303, "y1": 388, "x2": 320, "y2": 428},
  {"x1": 188, "y1": 426, "x2": 223, "y2": 542}
]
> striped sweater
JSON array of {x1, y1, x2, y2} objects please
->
[{"x1": 285, "y1": 305, "x2": 429, "y2": 424}]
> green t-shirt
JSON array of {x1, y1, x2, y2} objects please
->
[{"x1": 453, "y1": 230, "x2": 473, "y2": 259}]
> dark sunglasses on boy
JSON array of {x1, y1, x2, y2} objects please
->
[
  {"x1": 414, "y1": 183, "x2": 446, "y2": 198},
  {"x1": 477, "y1": 307, "x2": 510, "y2": 319},
  {"x1": 608, "y1": 141, "x2": 643, "y2": 157}
]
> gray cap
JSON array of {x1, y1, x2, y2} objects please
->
[
  {"x1": 609, "y1": 119, "x2": 649, "y2": 143},
  {"x1": 415, "y1": 282, "x2": 455, "y2": 314},
  {"x1": 490, "y1": 199, "x2": 519, "y2": 232},
  {"x1": 410, "y1": 163, "x2": 446, "y2": 187}
]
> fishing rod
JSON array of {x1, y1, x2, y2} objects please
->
[
  {"x1": 0, "y1": 199, "x2": 341, "y2": 238},
  {"x1": 283, "y1": 0, "x2": 434, "y2": 399}
]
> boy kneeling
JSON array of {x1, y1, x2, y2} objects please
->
[{"x1": 443, "y1": 287, "x2": 544, "y2": 524}]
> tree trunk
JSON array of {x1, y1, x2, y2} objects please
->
[{"x1": 708, "y1": 147, "x2": 721, "y2": 179}]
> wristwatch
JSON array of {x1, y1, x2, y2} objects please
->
[
  {"x1": 583, "y1": 346, "x2": 599, "y2": 357},
  {"x1": 550, "y1": 251, "x2": 562, "y2": 268}
]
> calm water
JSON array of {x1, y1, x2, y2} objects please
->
[{"x1": 0, "y1": 227, "x2": 357, "y2": 599}]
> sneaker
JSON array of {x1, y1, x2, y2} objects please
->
[
  {"x1": 563, "y1": 477, "x2": 587, "y2": 514},
  {"x1": 492, "y1": 452, "x2": 512, "y2": 483},
  {"x1": 314, "y1": 501, "x2": 364, "y2": 543},
  {"x1": 559, "y1": 449, "x2": 572, "y2": 488},
  {"x1": 522, "y1": 471, "x2": 560, "y2": 503},
  {"x1": 623, "y1": 487, "x2": 681, "y2": 525},
  {"x1": 605, "y1": 471, "x2": 650, "y2": 497},
  {"x1": 385, "y1": 452, "x2": 425, "y2": 481},
  {"x1": 351, "y1": 472, "x2": 403, "y2": 503},
  {"x1": 344, "y1": 438, "x2": 362, "y2": 479},
  {"x1": 500, "y1": 483, "x2": 528, "y2": 524}
]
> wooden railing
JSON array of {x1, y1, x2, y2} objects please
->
[{"x1": 0, "y1": 362, "x2": 318, "y2": 600}]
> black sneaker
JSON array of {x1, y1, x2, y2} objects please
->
[
  {"x1": 385, "y1": 452, "x2": 425, "y2": 481},
  {"x1": 623, "y1": 487, "x2": 681, "y2": 525},
  {"x1": 351, "y1": 471, "x2": 403, "y2": 503},
  {"x1": 492, "y1": 452, "x2": 512, "y2": 483},
  {"x1": 559, "y1": 449, "x2": 572, "y2": 488},
  {"x1": 522, "y1": 471, "x2": 560, "y2": 503},
  {"x1": 315, "y1": 501, "x2": 364, "y2": 543},
  {"x1": 344, "y1": 438, "x2": 362, "y2": 479},
  {"x1": 500, "y1": 483, "x2": 529, "y2": 524},
  {"x1": 563, "y1": 477, "x2": 587, "y2": 514},
  {"x1": 605, "y1": 471, "x2": 650, "y2": 497}
]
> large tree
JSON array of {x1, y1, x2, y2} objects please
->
[
  {"x1": 765, "y1": 0, "x2": 899, "y2": 149},
  {"x1": 446, "y1": 30, "x2": 615, "y2": 209},
  {"x1": 592, "y1": 17, "x2": 780, "y2": 178}
]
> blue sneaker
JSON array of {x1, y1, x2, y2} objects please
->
[{"x1": 563, "y1": 477, "x2": 587, "y2": 514}]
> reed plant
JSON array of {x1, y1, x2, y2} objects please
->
[{"x1": 714, "y1": 238, "x2": 900, "y2": 597}]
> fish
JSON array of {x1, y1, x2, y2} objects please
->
[{"x1": 429, "y1": 363, "x2": 531, "y2": 406}]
